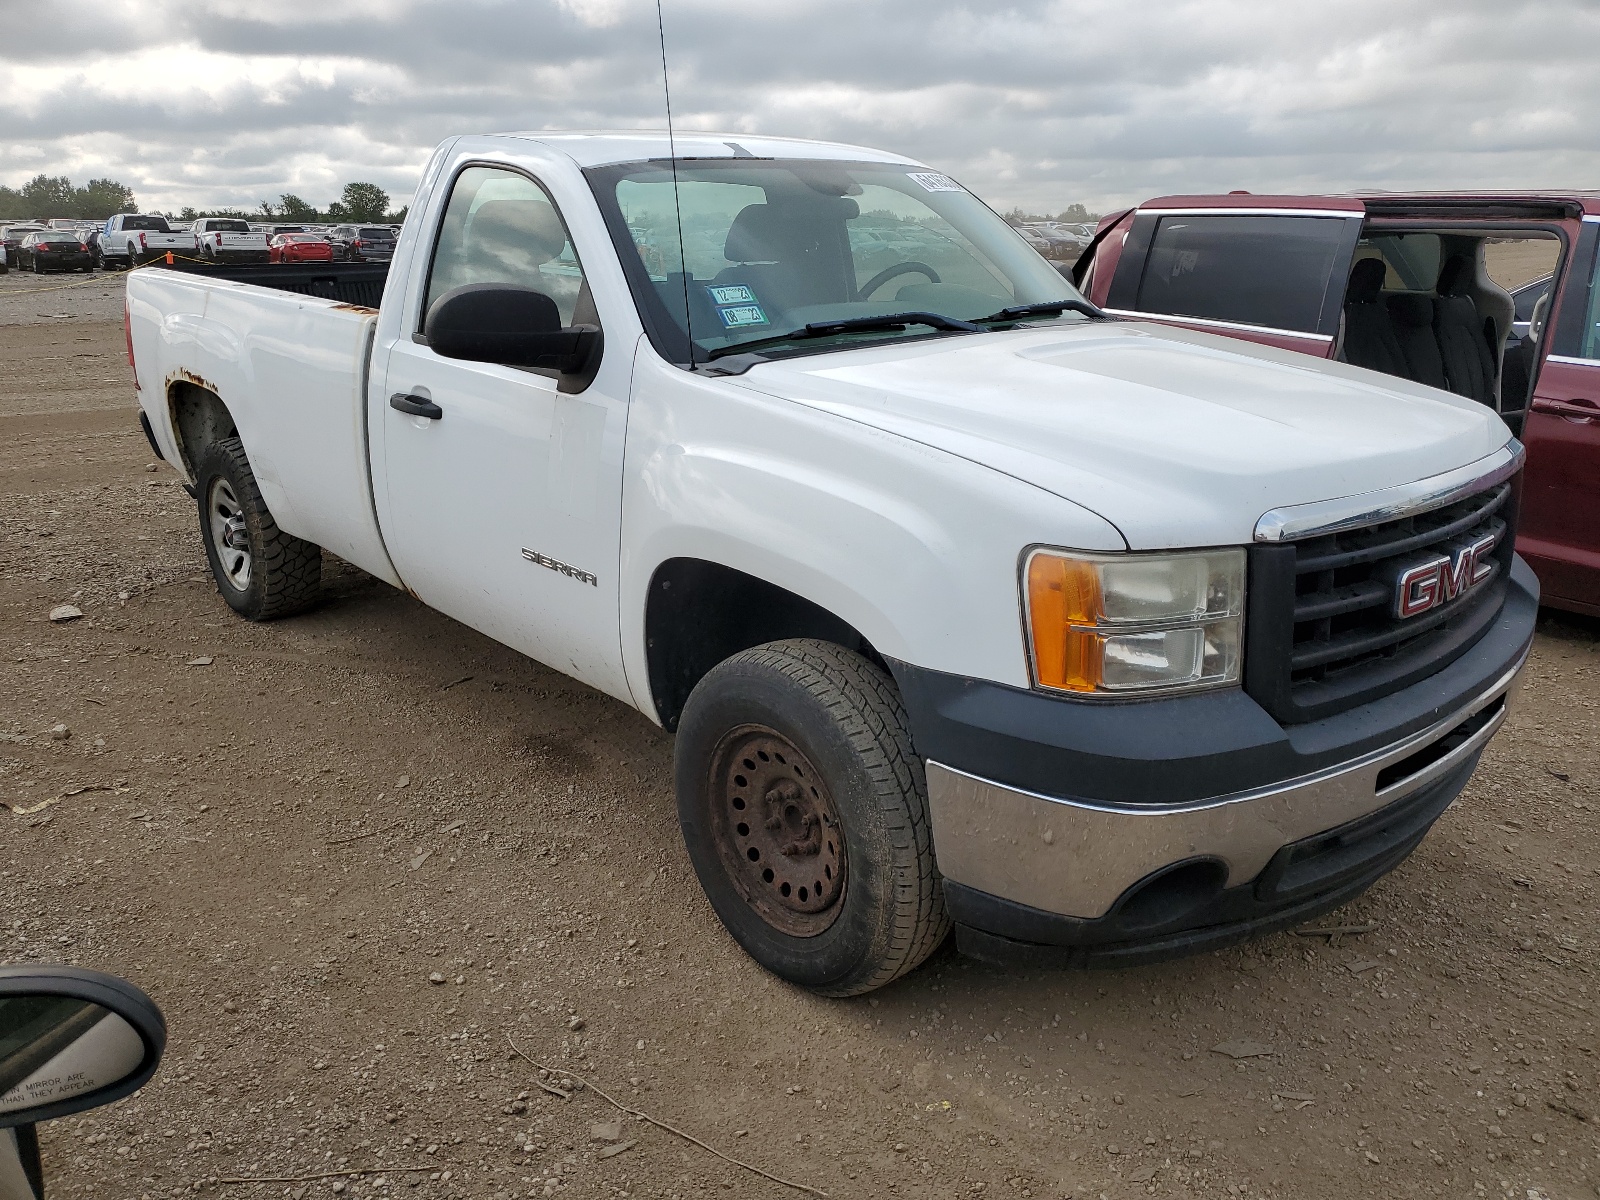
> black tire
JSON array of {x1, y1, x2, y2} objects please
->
[
  {"x1": 675, "y1": 639, "x2": 950, "y2": 996},
  {"x1": 196, "y1": 436, "x2": 321, "y2": 620}
]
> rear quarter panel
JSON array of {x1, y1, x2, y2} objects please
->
[{"x1": 127, "y1": 269, "x2": 399, "y2": 585}]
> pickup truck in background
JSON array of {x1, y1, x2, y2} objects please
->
[
  {"x1": 101, "y1": 213, "x2": 196, "y2": 269},
  {"x1": 191, "y1": 217, "x2": 270, "y2": 264},
  {"x1": 128, "y1": 132, "x2": 1535, "y2": 995},
  {"x1": 1075, "y1": 192, "x2": 1600, "y2": 615}
]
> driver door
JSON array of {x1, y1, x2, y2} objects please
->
[{"x1": 376, "y1": 164, "x2": 633, "y2": 702}]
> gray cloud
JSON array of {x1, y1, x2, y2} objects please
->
[{"x1": 1, "y1": 0, "x2": 1596, "y2": 215}]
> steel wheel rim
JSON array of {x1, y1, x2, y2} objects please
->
[
  {"x1": 707, "y1": 725, "x2": 846, "y2": 938},
  {"x1": 208, "y1": 476, "x2": 252, "y2": 591}
]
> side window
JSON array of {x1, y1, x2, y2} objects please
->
[
  {"x1": 1353, "y1": 233, "x2": 1442, "y2": 292},
  {"x1": 1136, "y1": 214, "x2": 1351, "y2": 333},
  {"x1": 423, "y1": 165, "x2": 587, "y2": 330},
  {"x1": 1583, "y1": 238, "x2": 1600, "y2": 361}
]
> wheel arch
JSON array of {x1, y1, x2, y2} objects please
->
[
  {"x1": 642, "y1": 558, "x2": 888, "y2": 732},
  {"x1": 165, "y1": 380, "x2": 238, "y2": 480}
]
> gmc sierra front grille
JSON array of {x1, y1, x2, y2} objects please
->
[{"x1": 1244, "y1": 476, "x2": 1519, "y2": 724}]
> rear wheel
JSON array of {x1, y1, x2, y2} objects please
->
[
  {"x1": 196, "y1": 437, "x2": 321, "y2": 620},
  {"x1": 674, "y1": 639, "x2": 950, "y2": 996}
]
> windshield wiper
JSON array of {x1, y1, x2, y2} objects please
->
[
  {"x1": 972, "y1": 298, "x2": 1110, "y2": 323},
  {"x1": 705, "y1": 311, "x2": 984, "y2": 361}
]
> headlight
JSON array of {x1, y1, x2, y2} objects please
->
[{"x1": 1023, "y1": 547, "x2": 1245, "y2": 695}]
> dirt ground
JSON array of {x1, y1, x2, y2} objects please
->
[{"x1": 2, "y1": 270, "x2": 1598, "y2": 1200}]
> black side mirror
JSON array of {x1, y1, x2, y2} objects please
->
[
  {"x1": 425, "y1": 283, "x2": 601, "y2": 376},
  {"x1": 0, "y1": 966, "x2": 165, "y2": 1130}
]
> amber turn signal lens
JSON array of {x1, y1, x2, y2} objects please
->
[{"x1": 1026, "y1": 553, "x2": 1102, "y2": 692}]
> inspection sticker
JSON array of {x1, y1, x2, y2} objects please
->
[
  {"x1": 907, "y1": 172, "x2": 964, "y2": 193},
  {"x1": 717, "y1": 304, "x2": 769, "y2": 328},
  {"x1": 706, "y1": 284, "x2": 757, "y2": 306}
]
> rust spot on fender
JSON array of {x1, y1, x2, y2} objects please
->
[
  {"x1": 331, "y1": 302, "x2": 378, "y2": 314},
  {"x1": 166, "y1": 367, "x2": 218, "y2": 395}
]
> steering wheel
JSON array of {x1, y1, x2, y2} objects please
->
[{"x1": 858, "y1": 261, "x2": 941, "y2": 298}]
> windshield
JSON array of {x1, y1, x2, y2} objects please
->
[
  {"x1": 122, "y1": 215, "x2": 170, "y2": 232},
  {"x1": 207, "y1": 219, "x2": 251, "y2": 233},
  {"x1": 587, "y1": 158, "x2": 1086, "y2": 364}
]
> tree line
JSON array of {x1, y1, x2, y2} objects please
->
[
  {"x1": 1003, "y1": 203, "x2": 1101, "y2": 225},
  {"x1": 183, "y1": 183, "x2": 406, "y2": 225},
  {"x1": 0, "y1": 175, "x2": 406, "y2": 225},
  {"x1": 0, "y1": 175, "x2": 138, "y2": 220}
]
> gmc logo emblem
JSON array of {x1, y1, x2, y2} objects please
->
[{"x1": 1394, "y1": 534, "x2": 1498, "y2": 618}]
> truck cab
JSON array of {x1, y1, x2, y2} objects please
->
[{"x1": 1076, "y1": 193, "x2": 1600, "y2": 614}]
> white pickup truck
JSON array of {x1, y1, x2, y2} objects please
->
[
  {"x1": 190, "y1": 217, "x2": 270, "y2": 265},
  {"x1": 101, "y1": 213, "x2": 196, "y2": 269},
  {"x1": 127, "y1": 132, "x2": 1536, "y2": 995}
]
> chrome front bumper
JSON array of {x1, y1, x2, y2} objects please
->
[{"x1": 926, "y1": 651, "x2": 1527, "y2": 921}]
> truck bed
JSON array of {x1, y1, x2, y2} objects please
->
[
  {"x1": 127, "y1": 263, "x2": 399, "y2": 587},
  {"x1": 150, "y1": 260, "x2": 389, "y2": 309}
]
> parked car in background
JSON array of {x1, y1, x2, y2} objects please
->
[
  {"x1": 101, "y1": 214, "x2": 195, "y2": 269},
  {"x1": 268, "y1": 232, "x2": 334, "y2": 263},
  {"x1": 129, "y1": 131, "x2": 1533, "y2": 994},
  {"x1": 17, "y1": 230, "x2": 93, "y2": 273},
  {"x1": 326, "y1": 224, "x2": 397, "y2": 262},
  {"x1": 192, "y1": 217, "x2": 270, "y2": 264},
  {"x1": 81, "y1": 227, "x2": 105, "y2": 269},
  {"x1": 1075, "y1": 190, "x2": 1600, "y2": 615},
  {"x1": 1014, "y1": 222, "x2": 1084, "y2": 263},
  {"x1": 1, "y1": 223, "x2": 47, "y2": 269}
]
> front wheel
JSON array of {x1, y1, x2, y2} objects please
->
[
  {"x1": 196, "y1": 437, "x2": 322, "y2": 620},
  {"x1": 675, "y1": 639, "x2": 950, "y2": 996}
]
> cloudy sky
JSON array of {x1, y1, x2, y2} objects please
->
[{"x1": 1, "y1": 0, "x2": 1596, "y2": 216}]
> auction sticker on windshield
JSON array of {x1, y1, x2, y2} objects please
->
[
  {"x1": 707, "y1": 285, "x2": 757, "y2": 305},
  {"x1": 706, "y1": 284, "x2": 770, "y2": 328},
  {"x1": 908, "y1": 172, "x2": 964, "y2": 192},
  {"x1": 717, "y1": 304, "x2": 769, "y2": 328}
]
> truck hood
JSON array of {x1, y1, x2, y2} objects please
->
[{"x1": 727, "y1": 320, "x2": 1512, "y2": 548}]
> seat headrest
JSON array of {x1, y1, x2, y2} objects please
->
[
  {"x1": 723, "y1": 198, "x2": 861, "y2": 264},
  {"x1": 1387, "y1": 293, "x2": 1436, "y2": 328},
  {"x1": 1437, "y1": 254, "x2": 1473, "y2": 297},
  {"x1": 1347, "y1": 258, "x2": 1387, "y2": 304},
  {"x1": 724, "y1": 204, "x2": 787, "y2": 264},
  {"x1": 468, "y1": 199, "x2": 567, "y2": 265}
]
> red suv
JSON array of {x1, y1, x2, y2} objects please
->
[{"x1": 1075, "y1": 193, "x2": 1600, "y2": 615}]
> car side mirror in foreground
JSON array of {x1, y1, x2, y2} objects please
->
[
  {"x1": 425, "y1": 283, "x2": 602, "y2": 378},
  {"x1": 0, "y1": 967, "x2": 165, "y2": 1130}
]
